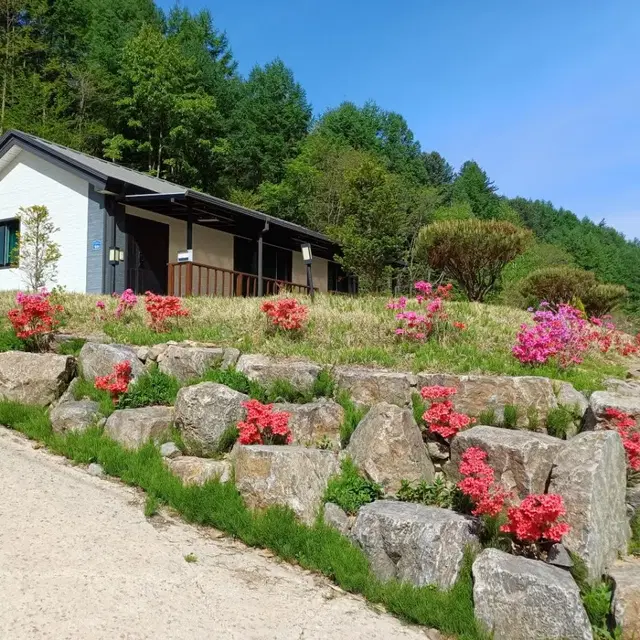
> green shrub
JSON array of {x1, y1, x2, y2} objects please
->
[
  {"x1": 337, "y1": 390, "x2": 368, "y2": 448},
  {"x1": 117, "y1": 365, "x2": 180, "y2": 409},
  {"x1": 397, "y1": 477, "x2": 462, "y2": 510},
  {"x1": 502, "y1": 405, "x2": 519, "y2": 429},
  {"x1": 0, "y1": 328, "x2": 25, "y2": 352},
  {"x1": 583, "y1": 284, "x2": 628, "y2": 318},
  {"x1": 416, "y1": 219, "x2": 532, "y2": 301},
  {"x1": 518, "y1": 266, "x2": 597, "y2": 308},
  {"x1": 546, "y1": 406, "x2": 574, "y2": 439},
  {"x1": 324, "y1": 457, "x2": 382, "y2": 515},
  {"x1": 476, "y1": 408, "x2": 498, "y2": 426}
]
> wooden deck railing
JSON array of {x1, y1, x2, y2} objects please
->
[{"x1": 167, "y1": 261, "x2": 312, "y2": 297}]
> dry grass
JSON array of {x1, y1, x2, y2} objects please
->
[{"x1": 0, "y1": 290, "x2": 628, "y2": 391}]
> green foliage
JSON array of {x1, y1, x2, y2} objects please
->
[
  {"x1": 117, "y1": 365, "x2": 180, "y2": 408},
  {"x1": 519, "y1": 266, "x2": 597, "y2": 308},
  {"x1": 57, "y1": 338, "x2": 86, "y2": 356},
  {"x1": 197, "y1": 366, "x2": 268, "y2": 401},
  {"x1": 215, "y1": 425, "x2": 240, "y2": 455},
  {"x1": 0, "y1": 328, "x2": 25, "y2": 352},
  {"x1": 526, "y1": 406, "x2": 540, "y2": 431},
  {"x1": 546, "y1": 406, "x2": 575, "y2": 439},
  {"x1": 451, "y1": 161, "x2": 500, "y2": 220},
  {"x1": 630, "y1": 510, "x2": 640, "y2": 556},
  {"x1": 312, "y1": 369, "x2": 335, "y2": 398},
  {"x1": 336, "y1": 390, "x2": 368, "y2": 448},
  {"x1": 144, "y1": 494, "x2": 160, "y2": 517},
  {"x1": 583, "y1": 284, "x2": 628, "y2": 318},
  {"x1": 417, "y1": 219, "x2": 532, "y2": 301},
  {"x1": 502, "y1": 405, "x2": 519, "y2": 429},
  {"x1": 324, "y1": 457, "x2": 383, "y2": 515},
  {"x1": 0, "y1": 398, "x2": 487, "y2": 639},
  {"x1": 411, "y1": 392, "x2": 426, "y2": 426},
  {"x1": 397, "y1": 477, "x2": 462, "y2": 510},
  {"x1": 476, "y1": 408, "x2": 498, "y2": 426},
  {"x1": 73, "y1": 377, "x2": 115, "y2": 416}
]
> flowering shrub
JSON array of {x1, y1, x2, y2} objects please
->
[
  {"x1": 603, "y1": 408, "x2": 640, "y2": 471},
  {"x1": 420, "y1": 385, "x2": 475, "y2": 440},
  {"x1": 500, "y1": 494, "x2": 571, "y2": 543},
  {"x1": 457, "y1": 447, "x2": 510, "y2": 517},
  {"x1": 387, "y1": 281, "x2": 455, "y2": 341},
  {"x1": 237, "y1": 399, "x2": 292, "y2": 445},
  {"x1": 260, "y1": 298, "x2": 308, "y2": 332},
  {"x1": 95, "y1": 360, "x2": 132, "y2": 403},
  {"x1": 7, "y1": 290, "x2": 63, "y2": 351},
  {"x1": 115, "y1": 288, "x2": 138, "y2": 319},
  {"x1": 144, "y1": 292, "x2": 189, "y2": 332},
  {"x1": 589, "y1": 316, "x2": 640, "y2": 357}
]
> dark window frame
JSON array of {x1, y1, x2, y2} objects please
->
[{"x1": 0, "y1": 218, "x2": 19, "y2": 268}]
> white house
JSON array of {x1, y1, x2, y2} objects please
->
[{"x1": 0, "y1": 129, "x2": 355, "y2": 296}]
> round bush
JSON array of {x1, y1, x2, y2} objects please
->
[{"x1": 518, "y1": 266, "x2": 596, "y2": 307}]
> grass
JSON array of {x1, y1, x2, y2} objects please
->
[
  {"x1": 324, "y1": 457, "x2": 383, "y2": 515},
  {"x1": 118, "y1": 365, "x2": 180, "y2": 409},
  {"x1": 57, "y1": 337, "x2": 86, "y2": 356},
  {"x1": 546, "y1": 405, "x2": 575, "y2": 439},
  {"x1": 0, "y1": 399, "x2": 487, "y2": 639},
  {"x1": 0, "y1": 291, "x2": 627, "y2": 392},
  {"x1": 630, "y1": 510, "x2": 640, "y2": 556},
  {"x1": 144, "y1": 494, "x2": 160, "y2": 517},
  {"x1": 73, "y1": 377, "x2": 116, "y2": 416},
  {"x1": 336, "y1": 390, "x2": 368, "y2": 448}
]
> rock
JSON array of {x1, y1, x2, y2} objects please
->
[
  {"x1": 323, "y1": 502, "x2": 353, "y2": 535},
  {"x1": 547, "y1": 543, "x2": 574, "y2": 569},
  {"x1": 333, "y1": 366, "x2": 416, "y2": 408},
  {"x1": 273, "y1": 399, "x2": 344, "y2": 448},
  {"x1": 628, "y1": 485, "x2": 640, "y2": 513},
  {"x1": 50, "y1": 399, "x2": 101, "y2": 434},
  {"x1": 167, "y1": 457, "x2": 231, "y2": 486},
  {"x1": 416, "y1": 372, "x2": 563, "y2": 427},
  {"x1": 0, "y1": 351, "x2": 75, "y2": 406},
  {"x1": 610, "y1": 557, "x2": 640, "y2": 639},
  {"x1": 157, "y1": 345, "x2": 239, "y2": 383},
  {"x1": 556, "y1": 382, "x2": 590, "y2": 417},
  {"x1": 147, "y1": 343, "x2": 169, "y2": 361},
  {"x1": 104, "y1": 406, "x2": 174, "y2": 450},
  {"x1": 78, "y1": 342, "x2": 144, "y2": 381},
  {"x1": 426, "y1": 440, "x2": 450, "y2": 462},
  {"x1": 604, "y1": 378, "x2": 640, "y2": 396},
  {"x1": 584, "y1": 391, "x2": 640, "y2": 431},
  {"x1": 472, "y1": 548, "x2": 592, "y2": 640},
  {"x1": 135, "y1": 346, "x2": 150, "y2": 362},
  {"x1": 351, "y1": 501, "x2": 478, "y2": 589},
  {"x1": 233, "y1": 445, "x2": 340, "y2": 524},
  {"x1": 448, "y1": 425, "x2": 564, "y2": 499},
  {"x1": 549, "y1": 430, "x2": 630, "y2": 580},
  {"x1": 236, "y1": 354, "x2": 321, "y2": 393},
  {"x1": 87, "y1": 463, "x2": 105, "y2": 478},
  {"x1": 56, "y1": 377, "x2": 79, "y2": 406},
  {"x1": 159, "y1": 441, "x2": 181, "y2": 459},
  {"x1": 346, "y1": 403, "x2": 434, "y2": 494},
  {"x1": 174, "y1": 382, "x2": 248, "y2": 456}
]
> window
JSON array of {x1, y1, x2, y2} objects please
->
[
  {"x1": 329, "y1": 261, "x2": 357, "y2": 293},
  {"x1": 0, "y1": 219, "x2": 19, "y2": 267}
]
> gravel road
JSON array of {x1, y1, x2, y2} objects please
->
[{"x1": 0, "y1": 427, "x2": 434, "y2": 640}]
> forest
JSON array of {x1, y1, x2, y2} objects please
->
[{"x1": 2, "y1": 0, "x2": 639, "y2": 310}]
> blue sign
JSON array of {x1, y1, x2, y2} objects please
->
[{"x1": 92, "y1": 240, "x2": 102, "y2": 251}]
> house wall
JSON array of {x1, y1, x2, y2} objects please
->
[
  {"x1": 292, "y1": 252, "x2": 328, "y2": 293},
  {"x1": 0, "y1": 150, "x2": 90, "y2": 292}
]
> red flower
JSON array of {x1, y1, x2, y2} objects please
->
[
  {"x1": 7, "y1": 290, "x2": 63, "y2": 350},
  {"x1": 603, "y1": 408, "x2": 640, "y2": 471},
  {"x1": 237, "y1": 399, "x2": 292, "y2": 445},
  {"x1": 261, "y1": 298, "x2": 308, "y2": 331},
  {"x1": 420, "y1": 386, "x2": 475, "y2": 440},
  {"x1": 500, "y1": 494, "x2": 571, "y2": 543},
  {"x1": 95, "y1": 360, "x2": 132, "y2": 403},
  {"x1": 457, "y1": 447, "x2": 510, "y2": 517},
  {"x1": 144, "y1": 292, "x2": 189, "y2": 332}
]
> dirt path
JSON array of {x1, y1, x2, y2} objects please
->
[{"x1": 0, "y1": 428, "x2": 434, "y2": 640}]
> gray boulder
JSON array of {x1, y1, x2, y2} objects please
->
[
  {"x1": 604, "y1": 378, "x2": 640, "y2": 396},
  {"x1": 584, "y1": 391, "x2": 640, "y2": 431},
  {"x1": 323, "y1": 502, "x2": 353, "y2": 536},
  {"x1": 472, "y1": 548, "x2": 592, "y2": 640},
  {"x1": 104, "y1": 406, "x2": 174, "y2": 450},
  {"x1": 416, "y1": 372, "x2": 566, "y2": 427},
  {"x1": 233, "y1": 445, "x2": 340, "y2": 524},
  {"x1": 628, "y1": 485, "x2": 640, "y2": 514},
  {"x1": 236, "y1": 354, "x2": 321, "y2": 392},
  {"x1": 346, "y1": 402, "x2": 434, "y2": 494},
  {"x1": 549, "y1": 430, "x2": 630, "y2": 580},
  {"x1": 610, "y1": 558, "x2": 640, "y2": 639},
  {"x1": 351, "y1": 501, "x2": 478, "y2": 589},
  {"x1": 448, "y1": 425, "x2": 564, "y2": 499},
  {"x1": 50, "y1": 399, "x2": 101, "y2": 434},
  {"x1": 157, "y1": 344, "x2": 240, "y2": 383},
  {"x1": 274, "y1": 398, "x2": 344, "y2": 448},
  {"x1": 0, "y1": 351, "x2": 75, "y2": 406},
  {"x1": 159, "y1": 441, "x2": 181, "y2": 459},
  {"x1": 167, "y1": 457, "x2": 231, "y2": 486},
  {"x1": 174, "y1": 382, "x2": 248, "y2": 456},
  {"x1": 333, "y1": 366, "x2": 416, "y2": 408},
  {"x1": 78, "y1": 342, "x2": 144, "y2": 381},
  {"x1": 87, "y1": 463, "x2": 105, "y2": 478}
]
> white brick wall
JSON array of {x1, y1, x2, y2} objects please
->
[{"x1": 0, "y1": 150, "x2": 89, "y2": 292}]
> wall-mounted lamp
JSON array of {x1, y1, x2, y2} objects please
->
[
  {"x1": 109, "y1": 246, "x2": 124, "y2": 265},
  {"x1": 300, "y1": 243, "x2": 314, "y2": 299}
]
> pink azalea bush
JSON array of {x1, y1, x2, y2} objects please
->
[
  {"x1": 420, "y1": 385, "x2": 475, "y2": 440},
  {"x1": 114, "y1": 288, "x2": 138, "y2": 319}
]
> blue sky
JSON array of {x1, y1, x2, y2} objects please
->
[{"x1": 157, "y1": 0, "x2": 640, "y2": 239}]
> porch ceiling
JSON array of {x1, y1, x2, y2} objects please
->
[{"x1": 122, "y1": 191, "x2": 338, "y2": 261}]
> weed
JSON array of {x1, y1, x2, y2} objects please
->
[
  {"x1": 476, "y1": 408, "x2": 498, "y2": 426},
  {"x1": 57, "y1": 337, "x2": 86, "y2": 356},
  {"x1": 184, "y1": 553, "x2": 198, "y2": 563},
  {"x1": 336, "y1": 390, "x2": 368, "y2": 448},
  {"x1": 314, "y1": 435, "x2": 334, "y2": 450},
  {"x1": 144, "y1": 494, "x2": 159, "y2": 517},
  {"x1": 72, "y1": 377, "x2": 115, "y2": 416},
  {"x1": 526, "y1": 406, "x2": 540, "y2": 431},
  {"x1": 312, "y1": 369, "x2": 335, "y2": 398},
  {"x1": 630, "y1": 510, "x2": 640, "y2": 556},
  {"x1": 546, "y1": 406, "x2": 574, "y2": 439},
  {"x1": 118, "y1": 365, "x2": 180, "y2": 409},
  {"x1": 502, "y1": 405, "x2": 519, "y2": 429},
  {"x1": 215, "y1": 425, "x2": 239, "y2": 455},
  {"x1": 397, "y1": 477, "x2": 462, "y2": 510},
  {"x1": 411, "y1": 392, "x2": 426, "y2": 426},
  {"x1": 324, "y1": 457, "x2": 383, "y2": 515},
  {"x1": 0, "y1": 399, "x2": 488, "y2": 639},
  {"x1": 0, "y1": 328, "x2": 25, "y2": 352}
]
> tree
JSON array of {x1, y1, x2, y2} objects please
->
[
  {"x1": 14, "y1": 205, "x2": 61, "y2": 290},
  {"x1": 421, "y1": 151, "x2": 454, "y2": 188},
  {"x1": 452, "y1": 160, "x2": 500, "y2": 220},
  {"x1": 417, "y1": 219, "x2": 532, "y2": 301}
]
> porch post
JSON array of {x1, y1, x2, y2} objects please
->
[
  {"x1": 186, "y1": 204, "x2": 193, "y2": 253},
  {"x1": 257, "y1": 221, "x2": 269, "y2": 297}
]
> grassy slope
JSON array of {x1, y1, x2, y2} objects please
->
[{"x1": 0, "y1": 291, "x2": 628, "y2": 391}]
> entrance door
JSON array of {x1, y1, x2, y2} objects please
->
[{"x1": 126, "y1": 215, "x2": 170, "y2": 294}]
